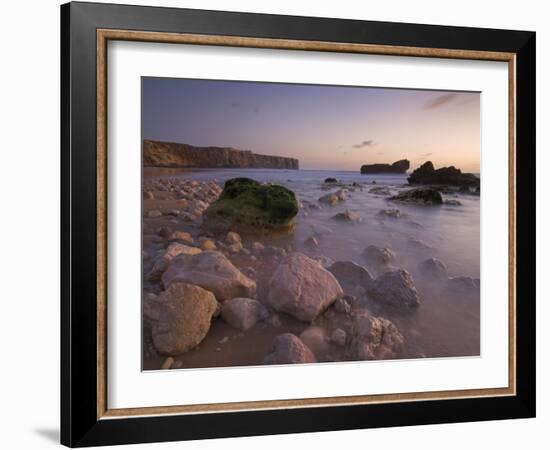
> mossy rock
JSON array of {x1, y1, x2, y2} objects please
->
[{"x1": 203, "y1": 178, "x2": 298, "y2": 233}]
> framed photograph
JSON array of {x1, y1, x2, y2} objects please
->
[{"x1": 61, "y1": 1, "x2": 536, "y2": 447}]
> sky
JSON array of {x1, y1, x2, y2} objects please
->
[{"x1": 142, "y1": 77, "x2": 480, "y2": 172}]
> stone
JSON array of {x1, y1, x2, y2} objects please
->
[
  {"x1": 324, "y1": 177, "x2": 338, "y2": 183},
  {"x1": 202, "y1": 178, "x2": 298, "y2": 233},
  {"x1": 318, "y1": 192, "x2": 340, "y2": 206},
  {"x1": 391, "y1": 187, "x2": 443, "y2": 205},
  {"x1": 328, "y1": 261, "x2": 374, "y2": 294},
  {"x1": 378, "y1": 208, "x2": 403, "y2": 219},
  {"x1": 348, "y1": 310, "x2": 404, "y2": 359},
  {"x1": 368, "y1": 269, "x2": 420, "y2": 308},
  {"x1": 407, "y1": 161, "x2": 480, "y2": 188},
  {"x1": 171, "y1": 230, "x2": 194, "y2": 244},
  {"x1": 148, "y1": 283, "x2": 218, "y2": 355},
  {"x1": 160, "y1": 357, "x2": 174, "y2": 370},
  {"x1": 407, "y1": 237, "x2": 432, "y2": 249},
  {"x1": 251, "y1": 241, "x2": 265, "y2": 252},
  {"x1": 266, "y1": 252, "x2": 343, "y2": 322},
  {"x1": 225, "y1": 231, "x2": 242, "y2": 245},
  {"x1": 332, "y1": 209, "x2": 361, "y2": 222},
  {"x1": 369, "y1": 186, "x2": 391, "y2": 196},
  {"x1": 420, "y1": 258, "x2": 448, "y2": 279},
  {"x1": 363, "y1": 245, "x2": 396, "y2": 266},
  {"x1": 144, "y1": 190, "x2": 154, "y2": 200},
  {"x1": 221, "y1": 297, "x2": 268, "y2": 331},
  {"x1": 264, "y1": 333, "x2": 316, "y2": 365},
  {"x1": 299, "y1": 327, "x2": 329, "y2": 357},
  {"x1": 147, "y1": 209, "x2": 162, "y2": 218},
  {"x1": 156, "y1": 226, "x2": 171, "y2": 238},
  {"x1": 146, "y1": 243, "x2": 202, "y2": 281},
  {"x1": 360, "y1": 159, "x2": 410, "y2": 174},
  {"x1": 304, "y1": 236, "x2": 319, "y2": 248},
  {"x1": 199, "y1": 238, "x2": 217, "y2": 251},
  {"x1": 331, "y1": 328, "x2": 347, "y2": 347},
  {"x1": 162, "y1": 250, "x2": 257, "y2": 301},
  {"x1": 444, "y1": 199, "x2": 462, "y2": 206}
]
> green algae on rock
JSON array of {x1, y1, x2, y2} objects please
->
[{"x1": 202, "y1": 177, "x2": 299, "y2": 233}]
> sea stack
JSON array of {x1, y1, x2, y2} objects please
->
[{"x1": 360, "y1": 159, "x2": 410, "y2": 174}]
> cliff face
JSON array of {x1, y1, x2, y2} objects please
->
[
  {"x1": 360, "y1": 159, "x2": 410, "y2": 174},
  {"x1": 143, "y1": 140, "x2": 299, "y2": 170}
]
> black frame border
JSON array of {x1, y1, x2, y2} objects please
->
[{"x1": 61, "y1": 2, "x2": 536, "y2": 447}]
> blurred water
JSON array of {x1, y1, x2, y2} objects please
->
[{"x1": 144, "y1": 167, "x2": 480, "y2": 359}]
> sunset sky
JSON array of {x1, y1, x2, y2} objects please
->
[{"x1": 142, "y1": 77, "x2": 480, "y2": 172}]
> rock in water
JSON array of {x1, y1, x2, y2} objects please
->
[
  {"x1": 171, "y1": 230, "x2": 194, "y2": 245},
  {"x1": 363, "y1": 245, "x2": 396, "y2": 266},
  {"x1": 264, "y1": 333, "x2": 316, "y2": 364},
  {"x1": 319, "y1": 191, "x2": 346, "y2": 206},
  {"x1": 202, "y1": 178, "x2": 298, "y2": 234},
  {"x1": 368, "y1": 269, "x2": 420, "y2": 308},
  {"x1": 221, "y1": 297, "x2": 268, "y2": 331},
  {"x1": 328, "y1": 261, "x2": 374, "y2": 294},
  {"x1": 267, "y1": 252, "x2": 343, "y2": 322},
  {"x1": 348, "y1": 310, "x2": 404, "y2": 359},
  {"x1": 420, "y1": 257, "x2": 448, "y2": 279},
  {"x1": 407, "y1": 161, "x2": 480, "y2": 188},
  {"x1": 391, "y1": 187, "x2": 443, "y2": 205},
  {"x1": 148, "y1": 283, "x2": 218, "y2": 355},
  {"x1": 331, "y1": 209, "x2": 361, "y2": 223},
  {"x1": 162, "y1": 251, "x2": 256, "y2": 301},
  {"x1": 447, "y1": 276, "x2": 480, "y2": 296},
  {"x1": 324, "y1": 177, "x2": 338, "y2": 183},
  {"x1": 360, "y1": 159, "x2": 410, "y2": 174}
]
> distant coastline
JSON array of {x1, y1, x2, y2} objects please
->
[{"x1": 143, "y1": 140, "x2": 299, "y2": 170}]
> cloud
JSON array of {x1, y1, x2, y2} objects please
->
[
  {"x1": 423, "y1": 93, "x2": 458, "y2": 110},
  {"x1": 352, "y1": 139, "x2": 375, "y2": 149},
  {"x1": 226, "y1": 100, "x2": 241, "y2": 108},
  {"x1": 418, "y1": 152, "x2": 433, "y2": 159}
]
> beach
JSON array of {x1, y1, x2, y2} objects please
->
[{"x1": 142, "y1": 168, "x2": 480, "y2": 370}]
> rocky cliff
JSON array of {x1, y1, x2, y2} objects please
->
[
  {"x1": 360, "y1": 159, "x2": 410, "y2": 174},
  {"x1": 143, "y1": 140, "x2": 299, "y2": 170}
]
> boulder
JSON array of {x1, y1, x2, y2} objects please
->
[
  {"x1": 146, "y1": 243, "x2": 202, "y2": 282},
  {"x1": 171, "y1": 230, "x2": 194, "y2": 245},
  {"x1": 148, "y1": 283, "x2": 218, "y2": 356},
  {"x1": 299, "y1": 327, "x2": 329, "y2": 357},
  {"x1": 225, "y1": 231, "x2": 242, "y2": 245},
  {"x1": 360, "y1": 159, "x2": 410, "y2": 174},
  {"x1": 221, "y1": 297, "x2": 268, "y2": 331},
  {"x1": 378, "y1": 208, "x2": 403, "y2": 219},
  {"x1": 391, "y1": 187, "x2": 443, "y2": 205},
  {"x1": 363, "y1": 245, "x2": 396, "y2": 266},
  {"x1": 266, "y1": 252, "x2": 343, "y2": 322},
  {"x1": 202, "y1": 178, "x2": 298, "y2": 233},
  {"x1": 328, "y1": 261, "x2": 374, "y2": 294},
  {"x1": 332, "y1": 209, "x2": 361, "y2": 222},
  {"x1": 264, "y1": 333, "x2": 316, "y2": 365},
  {"x1": 348, "y1": 310, "x2": 404, "y2": 359},
  {"x1": 447, "y1": 276, "x2": 480, "y2": 296},
  {"x1": 162, "y1": 251, "x2": 256, "y2": 301},
  {"x1": 420, "y1": 258, "x2": 448, "y2": 279},
  {"x1": 407, "y1": 161, "x2": 480, "y2": 188},
  {"x1": 368, "y1": 269, "x2": 420, "y2": 308},
  {"x1": 319, "y1": 190, "x2": 347, "y2": 205},
  {"x1": 324, "y1": 177, "x2": 338, "y2": 183}
]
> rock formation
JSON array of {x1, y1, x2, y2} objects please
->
[
  {"x1": 407, "y1": 161, "x2": 479, "y2": 188},
  {"x1": 202, "y1": 178, "x2": 299, "y2": 234},
  {"x1": 143, "y1": 140, "x2": 299, "y2": 169},
  {"x1": 360, "y1": 159, "x2": 410, "y2": 174}
]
